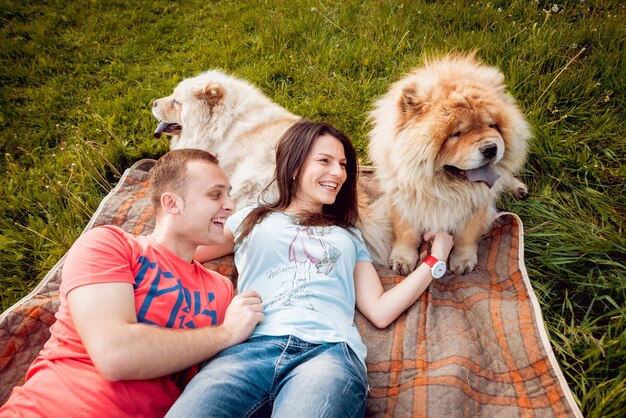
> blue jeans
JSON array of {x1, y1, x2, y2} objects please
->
[{"x1": 166, "y1": 335, "x2": 369, "y2": 418}]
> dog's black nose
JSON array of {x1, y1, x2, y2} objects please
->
[
  {"x1": 152, "y1": 100, "x2": 158, "y2": 108},
  {"x1": 480, "y1": 143, "x2": 498, "y2": 159}
]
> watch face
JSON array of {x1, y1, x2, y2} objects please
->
[{"x1": 432, "y1": 261, "x2": 446, "y2": 279}]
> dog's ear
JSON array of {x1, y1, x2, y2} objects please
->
[
  {"x1": 400, "y1": 85, "x2": 426, "y2": 120},
  {"x1": 196, "y1": 83, "x2": 224, "y2": 108}
]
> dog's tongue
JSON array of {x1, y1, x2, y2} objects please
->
[
  {"x1": 153, "y1": 121, "x2": 170, "y2": 138},
  {"x1": 466, "y1": 165, "x2": 500, "y2": 188}
]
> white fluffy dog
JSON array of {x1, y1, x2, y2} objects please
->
[{"x1": 152, "y1": 70, "x2": 300, "y2": 207}]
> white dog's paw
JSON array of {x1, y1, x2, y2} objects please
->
[
  {"x1": 449, "y1": 248, "x2": 478, "y2": 275},
  {"x1": 389, "y1": 244, "x2": 419, "y2": 276}
]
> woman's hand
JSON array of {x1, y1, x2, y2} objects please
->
[{"x1": 423, "y1": 231, "x2": 454, "y2": 261}]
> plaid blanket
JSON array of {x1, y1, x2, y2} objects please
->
[{"x1": 0, "y1": 159, "x2": 581, "y2": 417}]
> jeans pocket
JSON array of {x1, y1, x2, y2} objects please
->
[{"x1": 340, "y1": 342, "x2": 369, "y2": 390}]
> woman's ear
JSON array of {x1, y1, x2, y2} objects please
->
[{"x1": 160, "y1": 192, "x2": 183, "y2": 214}]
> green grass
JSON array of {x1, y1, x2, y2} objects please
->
[{"x1": 1, "y1": 0, "x2": 624, "y2": 415}]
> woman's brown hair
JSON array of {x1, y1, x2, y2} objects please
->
[{"x1": 236, "y1": 119, "x2": 359, "y2": 241}]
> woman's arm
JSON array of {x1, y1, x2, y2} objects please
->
[
  {"x1": 194, "y1": 225, "x2": 235, "y2": 262},
  {"x1": 354, "y1": 231, "x2": 454, "y2": 329}
]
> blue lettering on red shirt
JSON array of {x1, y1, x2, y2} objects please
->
[{"x1": 134, "y1": 255, "x2": 218, "y2": 328}]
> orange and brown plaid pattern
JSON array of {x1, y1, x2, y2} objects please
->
[{"x1": 0, "y1": 160, "x2": 581, "y2": 417}]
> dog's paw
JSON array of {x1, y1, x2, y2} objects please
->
[
  {"x1": 512, "y1": 184, "x2": 529, "y2": 199},
  {"x1": 508, "y1": 180, "x2": 529, "y2": 200},
  {"x1": 449, "y1": 250, "x2": 477, "y2": 275},
  {"x1": 388, "y1": 245, "x2": 419, "y2": 276}
]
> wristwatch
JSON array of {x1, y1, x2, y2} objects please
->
[{"x1": 424, "y1": 255, "x2": 446, "y2": 279}]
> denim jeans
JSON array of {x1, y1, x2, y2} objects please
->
[{"x1": 166, "y1": 335, "x2": 369, "y2": 418}]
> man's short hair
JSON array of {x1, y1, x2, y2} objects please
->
[{"x1": 149, "y1": 149, "x2": 219, "y2": 212}]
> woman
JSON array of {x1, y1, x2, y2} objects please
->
[{"x1": 166, "y1": 120, "x2": 454, "y2": 418}]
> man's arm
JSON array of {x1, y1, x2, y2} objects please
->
[{"x1": 68, "y1": 283, "x2": 262, "y2": 381}]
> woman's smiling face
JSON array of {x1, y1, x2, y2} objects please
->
[{"x1": 289, "y1": 134, "x2": 348, "y2": 214}]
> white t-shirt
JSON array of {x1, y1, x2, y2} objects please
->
[{"x1": 227, "y1": 207, "x2": 372, "y2": 365}]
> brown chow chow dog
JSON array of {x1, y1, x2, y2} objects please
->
[{"x1": 368, "y1": 53, "x2": 531, "y2": 275}]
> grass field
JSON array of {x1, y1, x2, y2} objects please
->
[{"x1": 1, "y1": 0, "x2": 624, "y2": 415}]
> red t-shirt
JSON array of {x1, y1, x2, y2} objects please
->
[{"x1": 1, "y1": 226, "x2": 233, "y2": 417}]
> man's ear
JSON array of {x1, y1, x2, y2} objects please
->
[{"x1": 160, "y1": 192, "x2": 183, "y2": 214}]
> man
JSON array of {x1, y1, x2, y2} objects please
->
[{"x1": 1, "y1": 149, "x2": 263, "y2": 417}]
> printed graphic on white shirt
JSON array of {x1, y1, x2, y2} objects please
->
[{"x1": 266, "y1": 226, "x2": 340, "y2": 310}]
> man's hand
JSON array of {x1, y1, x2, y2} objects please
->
[{"x1": 220, "y1": 290, "x2": 264, "y2": 346}]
